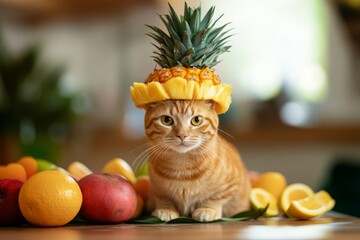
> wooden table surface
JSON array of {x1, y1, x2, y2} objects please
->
[{"x1": 1, "y1": 213, "x2": 359, "y2": 240}]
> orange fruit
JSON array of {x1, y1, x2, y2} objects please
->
[
  {"x1": 18, "y1": 156, "x2": 37, "y2": 179},
  {"x1": 250, "y1": 188, "x2": 279, "y2": 217},
  {"x1": 132, "y1": 194, "x2": 144, "y2": 218},
  {"x1": 279, "y1": 183, "x2": 314, "y2": 213},
  {"x1": 102, "y1": 158, "x2": 136, "y2": 185},
  {"x1": 0, "y1": 163, "x2": 27, "y2": 181},
  {"x1": 19, "y1": 170, "x2": 83, "y2": 227},
  {"x1": 0, "y1": 166, "x2": 6, "y2": 178},
  {"x1": 253, "y1": 171, "x2": 287, "y2": 200},
  {"x1": 287, "y1": 190, "x2": 335, "y2": 220},
  {"x1": 134, "y1": 176, "x2": 150, "y2": 200}
]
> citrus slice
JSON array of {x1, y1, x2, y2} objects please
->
[
  {"x1": 67, "y1": 161, "x2": 93, "y2": 179},
  {"x1": 102, "y1": 158, "x2": 136, "y2": 185},
  {"x1": 287, "y1": 190, "x2": 335, "y2": 220},
  {"x1": 280, "y1": 183, "x2": 314, "y2": 213},
  {"x1": 250, "y1": 188, "x2": 279, "y2": 217}
]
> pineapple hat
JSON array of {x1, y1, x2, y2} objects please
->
[{"x1": 130, "y1": 3, "x2": 232, "y2": 114}]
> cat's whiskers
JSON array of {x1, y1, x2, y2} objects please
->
[
  {"x1": 218, "y1": 128, "x2": 236, "y2": 140},
  {"x1": 198, "y1": 141, "x2": 228, "y2": 170},
  {"x1": 216, "y1": 135, "x2": 237, "y2": 153},
  {"x1": 134, "y1": 143, "x2": 164, "y2": 174},
  {"x1": 149, "y1": 142, "x2": 171, "y2": 168},
  {"x1": 151, "y1": 140, "x2": 171, "y2": 156},
  {"x1": 132, "y1": 143, "x2": 159, "y2": 173},
  {"x1": 128, "y1": 142, "x2": 151, "y2": 156}
]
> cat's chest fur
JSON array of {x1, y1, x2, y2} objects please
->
[{"x1": 149, "y1": 154, "x2": 222, "y2": 215}]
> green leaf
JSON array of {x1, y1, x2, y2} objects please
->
[
  {"x1": 199, "y1": 6, "x2": 215, "y2": 30},
  {"x1": 127, "y1": 216, "x2": 166, "y2": 224},
  {"x1": 168, "y1": 2, "x2": 182, "y2": 34},
  {"x1": 127, "y1": 206, "x2": 268, "y2": 224},
  {"x1": 147, "y1": 3, "x2": 232, "y2": 68},
  {"x1": 191, "y1": 29, "x2": 207, "y2": 47}
]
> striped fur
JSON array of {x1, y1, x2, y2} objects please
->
[{"x1": 144, "y1": 100, "x2": 250, "y2": 221}]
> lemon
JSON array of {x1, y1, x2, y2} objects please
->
[
  {"x1": 102, "y1": 158, "x2": 136, "y2": 185},
  {"x1": 287, "y1": 190, "x2": 335, "y2": 220},
  {"x1": 253, "y1": 172, "x2": 287, "y2": 200},
  {"x1": 279, "y1": 183, "x2": 314, "y2": 213},
  {"x1": 67, "y1": 161, "x2": 93, "y2": 179},
  {"x1": 250, "y1": 188, "x2": 279, "y2": 217},
  {"x1": 19, "y1": 170, "x2": 83, "y2": 227}
]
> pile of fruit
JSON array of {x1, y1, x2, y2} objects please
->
[
  {"x1": 249, "y1": 172, "x2": 335, "y2": 220},
  {"x1": 0, "y1": 157, "x2": 149, "y2": 227},
  {"x1": 1, "y1": 157, "x2": 335, "y2": 227}
]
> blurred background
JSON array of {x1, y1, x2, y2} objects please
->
[{"x1": 0, "y1": 0, "x2": 359, "y2": 215}]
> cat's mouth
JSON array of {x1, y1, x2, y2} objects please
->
[
  {"x1": 169, "y1": 139, "x2": 201, "y2": 153},
  {"x1": 173, "y1": 144, "x2": 194, "y2": 153}
]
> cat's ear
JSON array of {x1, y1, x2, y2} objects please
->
[{"x1": 205, "y1": 100, "x2": 215, "y2": 110}]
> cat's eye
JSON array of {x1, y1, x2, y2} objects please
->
[
  {"x1": 191, "y1": 116, "x2": 203, "y2": 126},
  {"x1": 160, "y1": 115, "x2": 174, "y2": 126}
]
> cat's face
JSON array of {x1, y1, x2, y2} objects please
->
[{"x1": 144, "y1": 100, "x2": 219, "y2": 153}]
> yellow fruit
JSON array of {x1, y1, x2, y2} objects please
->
[
  {"x1": 250, "y1": 188, "x2": 279, "y2": 217},
  {"x1": 132, "y1": 194, "x2": 144, "y2": 218},
  {"x1": 280, "y1": 183, "x2": 314, "y2": 213},
  {"x1": 145, "y1": 67, "x2": 221, "y2": 85},
  {"x1": 287, "y1": 190, "x2": 335, "y2": 220},
  {"x1": 131, "y1": 76, "x2": 232, "y2": 115},
  {"x1": 18, "y1": 170, "x2": 83, "y2": 227},
  {"x1": 67, "y1": 161, "x2": 93, "y2": 179},
  {"x1": 253, "y1": 171, "x2": 287, "y2": 200},
  {"x1": 102, "y1": 158, "x2": 136, "y2": 185}
]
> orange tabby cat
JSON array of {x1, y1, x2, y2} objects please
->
[{"x1": 144, "y1": 99, "x2": 250, "y2": 221}]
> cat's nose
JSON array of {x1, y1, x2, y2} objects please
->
[{"x1": 176, "y1": 134, "x2": 188, "y2": 141}]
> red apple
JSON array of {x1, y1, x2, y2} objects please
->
[
  {"x1": 78, "y1": 173, "x2": 137, "y2": 223},
  {"x1": 0, "y1": 179, "x2": 26, "y2": 226}
]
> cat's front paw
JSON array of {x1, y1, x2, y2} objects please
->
[
  {"x1": 152, "y1": 209, "x2": 180, "y2": 222},
  {"x1": 192, "y1": 208, "x2": 221, "y2": 222}
]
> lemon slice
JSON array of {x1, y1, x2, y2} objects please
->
[
  {"x1": 280, "y1": 183, "x2": 314, "y2": 213},
  {"x1": 67, "y1": 161, "x2": 93, "y2": 179},
  {"x1": 250, "y1": 188, "x2": 279, "y2": 217},
  {"x1": 102, "y1": 158, "x2": 137, "y2": 185},
  {"x1": 287, "y1": 190, "x2": 335, "y2": 220}
]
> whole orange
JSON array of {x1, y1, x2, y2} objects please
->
[
  {"x1": 253, "y1": 171, "x2": 287, "y2": 200},
  {"x1": 18, "y1": 156, "x2": 37, "y2": 179},
  {"x1": 133, "y1": 176, "x2": 150, "y2": 201},
  {"x1": 132, "y1": 194, "x2": 145, "y2": 218},
  {"x1": 18, "y1": 170, "x2": 82, "y2": 227}
]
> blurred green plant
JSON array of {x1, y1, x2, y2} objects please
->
[{"x1": 0, "y1": 32, "x2": 90, "y2": 163}]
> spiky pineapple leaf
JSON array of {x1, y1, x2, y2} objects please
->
[{"x1": 147, "y1": 3, "x2": 231, "y2": 68}]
